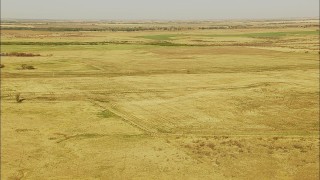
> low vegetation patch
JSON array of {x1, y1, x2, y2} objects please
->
[{"x1": 97, "y1": 109, "x2": 117, "y2": 118}]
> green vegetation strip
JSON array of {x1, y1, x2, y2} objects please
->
[{"x1": 139, "y1": 34, "x2": 179, "y2": 40}]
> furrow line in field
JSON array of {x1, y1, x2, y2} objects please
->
[
  {"x1": 132, "y1": 104, "x2": 175, "y2": 133},
  {"x1": 88, "y1": 99, "x2": 157, "y2": 135}
]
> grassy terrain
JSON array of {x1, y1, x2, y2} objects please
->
[{"x1": 1, "y1": 19, "x2": 319, "y2": 179}]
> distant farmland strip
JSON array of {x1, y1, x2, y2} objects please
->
[
  {"x1": 203, "y1": 30, "x2": 319, "y2": 38},
  {"x1": 1, "y1": 41, "x2": 274, "y2": 47},
  {"x1": 0, "y1": 41, "x2": 204, "y2": 46},
  {"x1": 1, "y1": 24, "x2": 318, "y2": 32},
  {"x1": 0, "y1": 26, "x2": 194, "y2": 32},
  {"x1": 4, "y1": 39, "x2": 317, "y2": 48}
]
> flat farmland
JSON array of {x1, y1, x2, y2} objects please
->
[{"x1": 1, "y1": 20, "x2": 319, "y2": 179}]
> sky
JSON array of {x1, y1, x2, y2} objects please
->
[{"x1": 1, "y1": 0, "x2": 319, "y2": 20}]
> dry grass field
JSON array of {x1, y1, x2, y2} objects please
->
[{"x1": 1, "y1": 19, "x2": 319, "y2": 179}]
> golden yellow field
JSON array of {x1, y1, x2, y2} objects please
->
[{"x1": 1, "y1": 19, "x2": 319, "y2": 179}]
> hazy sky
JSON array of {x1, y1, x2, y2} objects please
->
[{"x1": 1, "y1": 0, "x2": 319, "y2": 20}]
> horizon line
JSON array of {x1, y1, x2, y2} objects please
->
[{"x1": 1, "y1": 16, "x2": 319, "y2": 22}]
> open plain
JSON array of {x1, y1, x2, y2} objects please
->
[{"x1": 1, "y1": 19, "x2": 319, "y2": 179}]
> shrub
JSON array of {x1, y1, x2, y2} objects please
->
[
  {"x1": 15, "y1": 93, "x2": 25, "y2": 103},
  {"x1": 21, "y1": 64, "x2": 35, "y2": 70}
]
